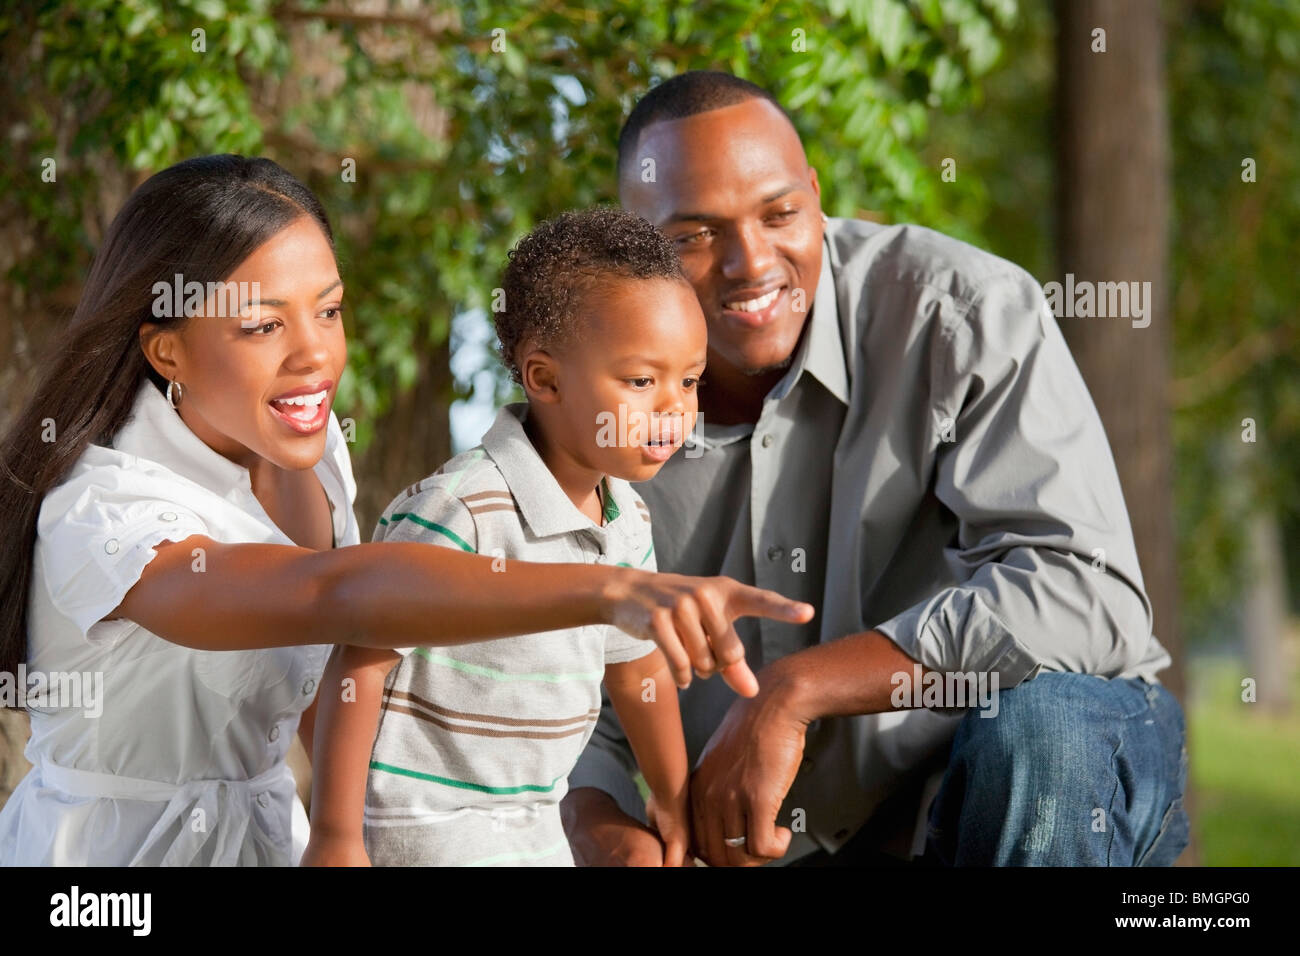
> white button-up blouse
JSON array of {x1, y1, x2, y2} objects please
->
[{"x1": 0, "y1": 379, "x2": 360, "y2": 865}]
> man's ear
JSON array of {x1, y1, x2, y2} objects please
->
[
  {"x1": 520, "y1": 348, "x2": 561, "y2": 405},
  {"x1": 809, "y1": 165, "x2": 822, "y2": 204},
  {"x1": 139, "y1": 323, "x2": 183, "y2": 383}
]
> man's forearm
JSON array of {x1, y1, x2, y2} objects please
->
[{"x1": 768, "y1": 629, "x2": 931, "y2": 722}]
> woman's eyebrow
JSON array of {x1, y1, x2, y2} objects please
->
[{"x1": 239, "y1": 279, "x2": 343, "y2": 310}]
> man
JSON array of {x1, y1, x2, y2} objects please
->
[{"x1": 561, "y1": 71, "x2": 1189, "y2": 866}]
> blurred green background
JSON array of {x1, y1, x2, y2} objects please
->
[{"x1": 1, "y1": 0, "x2": 1296, "y2": 864}]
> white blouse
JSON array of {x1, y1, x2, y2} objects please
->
[{"x1": 0, "y1": 379, "x2": 360, "y2": 865}]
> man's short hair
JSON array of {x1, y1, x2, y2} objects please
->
[
  {"x1": 616, "y1": 70, "x2": 794, "y2": 181},
  {"x1": 495, "y1": 206, "x2": 687, "y2": 386}
]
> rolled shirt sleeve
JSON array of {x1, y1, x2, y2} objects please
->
[
  {"x1": 37, "y1": 467, "x2": 209, "y2": 642},
  {"x1": 874, "y1": 269, "x2": 1156, "y2": 687}
]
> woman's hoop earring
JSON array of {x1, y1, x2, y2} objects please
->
[{"x1": 166, "y1": 379, "x2": 184, "y2": 409}]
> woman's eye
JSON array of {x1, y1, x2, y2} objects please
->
[
  {"x1": 323, "y1": 305, "x2": 345, "y2": 320},
  {"x1": 628, "y1": 377, "x2": 653, "y2": 388},
  {"x1": 243, "y1": 320, "x2": 279, "y2": 336},
  {"x1": 683, "y1": 378, "x2": 699, "y2": 389}
]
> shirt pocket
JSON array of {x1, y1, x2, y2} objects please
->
[{"x1": 193, "y1": 644, "x2": 325, "y2": 713}]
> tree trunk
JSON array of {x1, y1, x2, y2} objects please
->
[
  {"x1": 1243, "y1": 511, "x2": 1294, "y2": 713},
  {"x1": 350, "y1": 338, "x2": 454, "y2": 534},
  {"x1": 1055, "y1": 0, "x2": 1194, "y2": 861}
]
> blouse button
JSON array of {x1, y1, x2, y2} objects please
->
[
  {"x1": 104, "y1": 538, "x2": 119, "y2": 555},
  {"x1": 302, "y1": 678, "x2": 316, "y2": 696},
  {"x1": 761, "y1": 433, "x2": 774, "y2": 448},
  {"x1": 256, "y1": 793, "x2": 269, "y2": 809},
  {"x1": 268, "y1": 725, "x2": 280, "y2": 743},
  {"x1": 160, "y1": 511, "x2": 177, "y2": 522}
]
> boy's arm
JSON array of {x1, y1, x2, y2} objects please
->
[
  {"x1": 605, "y1": 649, "x2": 691, "y2": 866},
  {"x1": 300, "y1": 643, "x2": 400, "y2": 866}
]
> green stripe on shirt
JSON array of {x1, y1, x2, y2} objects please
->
[
  {"x1": 411, "y1": 646, "x2": 602, "y2": 682},
  {"x1": 378, "y1": 513, "x2": 475, "y2": 552},
  {"x1": 461, "y1": 839, "x2": 571, "y2": 867},
  {"x1": 369, "y1": 760, "x2": 564, "y2": 795}
]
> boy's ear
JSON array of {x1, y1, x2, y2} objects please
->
[{"x1": 520, "y1": 349, "x2": 561, "y2": 404}]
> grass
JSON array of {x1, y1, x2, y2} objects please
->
[{"x1": 1186, "y1": 653, "x2": 1300, "y2": 865}]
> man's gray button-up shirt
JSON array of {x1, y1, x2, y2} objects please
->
[{"x1": 568, "y1": 216, "x2": 1172, "y2": 862}]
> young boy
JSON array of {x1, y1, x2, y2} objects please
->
[{"x1": 303, "y1": 208, "x2": 708, "y2": 866}]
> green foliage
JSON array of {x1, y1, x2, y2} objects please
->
[
  {"x1": 926, "y1": 0, "x2": 1300, "y2": 646},
  {"x1": 1168, "y1": 0, "x2": 1300, "y2": 632},
  {"x1": 2, "y1": 0, "x2": 1016, "y2": 448},
  {"x1": 1, "y1": 0, "x2": 280, "y2": 292}
]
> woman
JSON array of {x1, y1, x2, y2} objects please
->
[{"x1": 0, "y1": 155, "x2": 811, "y2": 866}]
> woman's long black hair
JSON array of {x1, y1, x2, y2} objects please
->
[{"x1": 0, "y1": 155, "x2": 333, "y2": 699}]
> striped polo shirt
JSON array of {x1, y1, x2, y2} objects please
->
[{"x1": 362, "y1": 401, "x2": 658, "y2": 866}]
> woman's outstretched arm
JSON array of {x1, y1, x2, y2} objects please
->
[{"x1": 111, "y1": 535, "x2": 814, "y2": 694}]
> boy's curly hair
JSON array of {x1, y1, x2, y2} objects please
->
[{"x1": 495, "y1": 206, "x2": 688, "y2": 386}]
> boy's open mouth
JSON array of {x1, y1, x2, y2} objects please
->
[{"x1": 641, "y1": 425, "x2": 683, "y2": 462}]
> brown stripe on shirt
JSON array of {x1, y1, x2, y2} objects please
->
[
  {"x1": 385, "y1": 688, "x2": 598, "y2": 728},
  {"x1": 383, "y1": 700, "x2": 596, "y2": 740}
]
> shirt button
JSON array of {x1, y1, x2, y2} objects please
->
[
  {"x1": 767, "y1": 545, "x2": 784, "y2": 562},
  {"x1": 302, "y1": 678, "x2": 316, "y2": 696},
  {"x1": 800, "y1": 757, "x2": 814, "y2": 773},
  {"x1": 761, "y1": 434, "x2": 774, "y2": 448},
  {"x1": 268, "y1": 725, "x2": 280, "y2": 743},
  {"x1": 160, "y1": 511, "x2": 177, "y2": 522},
  {"x1": 256, "y1": 793, "x2": 269, "y2": 809},
  {"x1": 104, "y1": 538, "x2": 119, "y2": 555}
]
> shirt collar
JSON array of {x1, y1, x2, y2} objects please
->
[
  {"x1": 691, "y1": 231, "x2": 849, "y2": 452},
  {"x1": 481, "y1": 402, "x2": 629, "y2": 539},
  {"x1": 112, "y1": 380, "x2": 254, "y2": 493},
  {"x1": 766, "y1": 229, "x2": 850, "y2": 407}
]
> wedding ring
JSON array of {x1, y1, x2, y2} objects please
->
[{"x1": 724, "y1": 835, "x2": 747, "y2": 847}]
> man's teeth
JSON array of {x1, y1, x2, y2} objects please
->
[{"x1": 724, "y1": 288, "x2": 781, "y2": 312}]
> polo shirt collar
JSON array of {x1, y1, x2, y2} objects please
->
[
  {"x1": 766, "y1": 231, "x2": 850, "y2": 407},
  {"x1": 481, "y1": 402, "x2": 629, "y2": 539},
  {"x1": 112, "y1": 380, "x2": 254, "y2": 493}
]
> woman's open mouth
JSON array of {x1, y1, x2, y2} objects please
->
[{"x1": 268, "y1": 381, "x2": 332, "y2": 435}]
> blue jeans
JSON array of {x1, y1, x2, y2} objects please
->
[{"x1": 923, "y1": 671, "x2": 1190, "y2": 866}]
